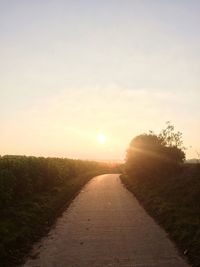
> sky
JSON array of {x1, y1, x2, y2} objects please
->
[{"x1": 0, "y1": 0, "x2": 200, "y2": 160}]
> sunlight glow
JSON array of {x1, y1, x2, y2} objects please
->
[{"x1": 97, "y1": 134, "x2": 107, "y2": 144}]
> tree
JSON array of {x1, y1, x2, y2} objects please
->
[
  {"x1": 125, "y1": 123, "x2": 185, "y2": 179},
  {"x1": 158, "y1": 121, "x2": 184, "y2": 149}
]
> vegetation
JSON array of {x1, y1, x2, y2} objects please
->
[
  {"x1": 0, "y1": 155, "x2": 113, "y2": 266},
  {"x1": 121, "y1": 123, "x2": 200, "y2": 266},
  {"x1": 125, "y1": 122, "x2": 185, "y2": 179}
]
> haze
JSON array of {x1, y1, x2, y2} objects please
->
[{"x1": 1, "y1": 0, "x2": 200, "y2": 160}]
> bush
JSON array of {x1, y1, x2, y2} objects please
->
[
  {"x1": 125, "y1": 123, "x2": 185, "y2": 179},
  {"x1": 0, "y1": 169, "x2": 16, "y2": 206}
]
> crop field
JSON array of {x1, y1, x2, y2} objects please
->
[{"x1": 0, "y1": 155, "x2": 113, "y2": 266}]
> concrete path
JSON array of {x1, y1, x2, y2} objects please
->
[{"x1": 22, "y1": 174, "x2": 190, "y2": 267}]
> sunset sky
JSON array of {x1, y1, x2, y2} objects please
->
[{"x1": 1, "y1": 0, "x2": 200, "y2": 160}]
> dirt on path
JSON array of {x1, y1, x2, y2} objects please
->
[{"x1": 22, "y1": 174, "x2": 190, "y2": 267}]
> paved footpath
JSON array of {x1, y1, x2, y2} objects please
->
[{"x1": 23, "y1": 174, "x2": 190, "y2": 267}]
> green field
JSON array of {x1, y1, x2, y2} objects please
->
[{"x1": 0, "y1": 155, "x2": 114, "y2": 266}]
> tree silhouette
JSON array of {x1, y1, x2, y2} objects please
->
[{"x1": 126, "y1": 123, "x2": 185, "y2": 179}]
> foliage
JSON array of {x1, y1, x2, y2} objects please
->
[
  {"x1": 123, "y1": 123, "x2": 200, "y2": 266},
  {"x1": 121, "y1": 163, "x2": 200, "y2": 267},
  {"x1": 125, "y1": 123, "x2": 185, "y2": 179},
  {"x1": 158, "y1": 121, "x2": 184, "y2": 149},
  {"x1": 0, "y1": 156, "x2": 110, "y2": 206},
  {"x1": 0, "y1": 155, "x2": 113, "y2": 266}
]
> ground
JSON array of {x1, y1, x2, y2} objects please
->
[{"x1": 23, "y1": 174, "x2": 190, "y2": 267}]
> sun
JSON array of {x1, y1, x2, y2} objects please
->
[{"x1": 97, "y1": 134, "x2": 107, "y2": 144}]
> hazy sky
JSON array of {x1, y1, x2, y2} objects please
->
[{"x1": 1, "y1": 0, "x2": 200, "y2": 160}]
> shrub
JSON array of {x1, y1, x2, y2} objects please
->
[{"x1": 125, "y1": 123, "x2": 185, "y2": 179}]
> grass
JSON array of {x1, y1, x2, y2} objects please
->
[
  {"x1": 120, "y1": 164, "x2": 200, "y2": 267},
  {"x1": 0, "y1": 170, "x2": 105, "y2": 267}
]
